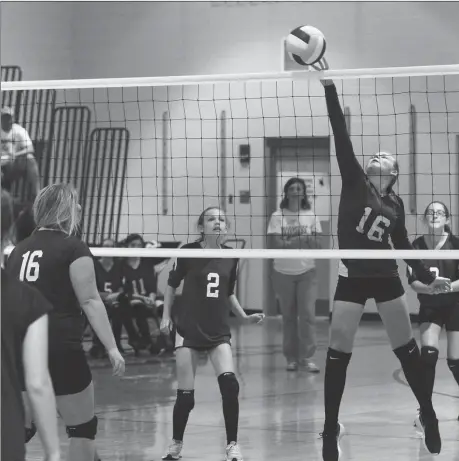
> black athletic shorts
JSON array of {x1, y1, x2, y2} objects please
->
[
  {"x1": 48, "y1": 349, "x2": 92, "y2": 396},
  {"x1": 174, "y1": 330, "x2": 231, "y2": 351},
  {"x1": 334, "y1": 275, "x2": 405, "y2": 305},
  {"x1": 419, "y1": 304, "x2": 459, "y2": 331}
]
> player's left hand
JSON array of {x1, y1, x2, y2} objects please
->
[{"x1": 246, "y1": 313, "x2": 265, "y2": 325}]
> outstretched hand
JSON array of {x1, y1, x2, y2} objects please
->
[{"x1": 311, "y1": 57, "x2": 333, "y2": 87}]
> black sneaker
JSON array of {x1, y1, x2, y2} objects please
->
[
  {"x1": 416, "y1": 411, "x2": 441, "y2": 455},
  {"x1": 320, "y1": 422, "x2": 344, "y2": 461}
]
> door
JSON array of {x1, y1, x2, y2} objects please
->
[{"x1": 264, "y1": 137, "x2": 331, "y2": 316}]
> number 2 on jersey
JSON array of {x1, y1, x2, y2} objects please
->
[
  {"x1": 356, "y1": 207, "x2": 390, "y2": 242},
  {"x1": 20, "y1": 250, "x2": 43, "y2": 282},
  {"x1": 206, "y1": 272, "x2": 220, "y2": 298}
]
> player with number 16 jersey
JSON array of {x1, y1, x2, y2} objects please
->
[
  {"x1": 168, "y1": 241, "x2": 238, "y2": 349},
  {"x1": 324, "y1": 82, "x2": 434, "y2": 284},
  {"x1": 7, "y1": 229, "x2": 92, "y2": 352}
]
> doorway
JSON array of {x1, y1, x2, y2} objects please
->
[{"x1": 264, "y1": 136, "x2": 331, "y2": 317}]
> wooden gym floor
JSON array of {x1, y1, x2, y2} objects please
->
[{"x1": 26, "y1": 317, "x2": 459, "y2": 460}]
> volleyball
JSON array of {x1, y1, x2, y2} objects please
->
[{"x1": 286, "y1": 25, "x2": 326, "y2": 66}]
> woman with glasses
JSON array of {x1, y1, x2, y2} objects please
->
[{"x1": 408, "y1": 201, "x2": 459, "y2": 424}]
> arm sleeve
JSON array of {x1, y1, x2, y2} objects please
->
[
  {"x1": 228, "y1": 260, "x2": 239, "y2": 296},
  {"x1": 391, "y1": 197, "x2": 435, "y2": 285},
  {"x1": 267, "y1": 213, "x2": 282, "y2": 235},
  {"x1": 324, "y1": 84, "x2": 364, "y2": 184}
]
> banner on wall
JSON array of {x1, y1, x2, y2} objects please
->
[{"x1": 277, "y1": 171, "x2": 331, "y2": 221}]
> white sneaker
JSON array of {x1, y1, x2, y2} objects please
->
[
  {"x1": 301, "y1": 359, "x2": 320, "y2": 373},
  {"x1": 286, "y1": 361, "x2": 298, "y2": 371},
  {"x1": 226, "y1": 441, "x2": 243, "y2": 461},
  {"x1": 162, "y1": 439, "x2": 183, "y2": 460}
]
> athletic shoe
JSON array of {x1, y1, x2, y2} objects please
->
[
  {"x1": 286, "y1": 361, "x2": 298, "y2": 371},
  {"x1": 226, "y1": 442, "x2": 243, "y2": 461},
  {"x1": 162, "y1": 439, "x2": 183, "y2": 460},
  {"x1": 414, "y1": 411, "x2": 441, "y2": 455},
  {"x1": 320, "y1": 422, "x2": 344, "y2": 461},
  {"x1": 300, "y1": 359, "x2": 320, "y2": 373}
]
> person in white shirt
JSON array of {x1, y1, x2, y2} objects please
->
[
  {"x1": 267, "y1": 177, "x2": 322, "y2": 372},
  {"x1": 1, "y1": 106, "x2": 40, "y2": 201},
  {"x1": 1, "y1": 106, "x2": 40, "y2": 242}
]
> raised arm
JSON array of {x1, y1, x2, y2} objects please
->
[{"x1": 322, "y1": 80, "x2": 364, "y2": 184}]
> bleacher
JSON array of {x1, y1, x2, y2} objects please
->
[{"x1": 1, "y1": 65, "x2": 130, "y2": 245}]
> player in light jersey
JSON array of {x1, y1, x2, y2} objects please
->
[
  {"x1": 407, "y1": 201, "x2": 459, "y2": 425},
  {"x1": 160, "y1": 207, "x2": 264, "y2": 461},
  {"x1": 315, "y1": 60, "x2": 450, "y2": 461}
]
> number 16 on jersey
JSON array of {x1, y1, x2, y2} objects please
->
[{"x1": 20, "y1": 250, "x2": 43, "y2": 282}]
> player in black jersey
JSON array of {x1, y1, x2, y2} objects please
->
[
  {"x1": 407, "y1": 202, "x2": 459, "y2": 425},
  {"x1": 1, "y1": 189, "x2": 60, "y2": 461},
  {"x1": 120, "y1": 233, "x2": 164, "y2": 354},
  {"x1": 160, "y1": 207, "x2": 264, "y2": 461},
  {"x1": 6, "y1": 183, "x2": 125, "y2": 461},
  {"x1": 315, "y1": 60, "x2": 450, "y2": 461},
  {"x1": 90, "y1": 238, "x2": 126, "y2": 357}
]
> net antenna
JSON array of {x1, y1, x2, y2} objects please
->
[{"x1": 2, "y1": 64, "x2": 459, "y2": 261}]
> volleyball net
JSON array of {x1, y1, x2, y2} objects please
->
[{"x1": 1, "y1": 64, "x2": 459, "y2": 264}]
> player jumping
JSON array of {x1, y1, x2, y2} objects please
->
[{"x1": 314, "y1": 60, "x2": 450, "y2": 461}]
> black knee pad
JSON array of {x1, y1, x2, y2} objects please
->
[
  {"x1": 66, "y1": 415, "x2": 98, "y2": 440},
  {"x1": 176, "y1": 389, "x2": 195, "y2": 412},
  {"x1": 421, "y1": 346, "x2": 439, "y2": 367},
  {"x1": 218, "y1": 372, "x2": 239, "y2": 401},
  {"x1": 25, "y1": 422, "x2": 37, "y2": 443}
]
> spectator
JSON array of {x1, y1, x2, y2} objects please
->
[
  {"x1": 267, "y1": 177, "x2": 322, "y2": 373},
  {"x1": 1, "y1": 189, "x2": 60, "y2": 461},
  {"x1": 121, "y1": 234, "x2": 162, "y2": 355},
  {"x1": 1, "y1": 106, "x2": 40, "y2": 242},
  {"x1": 90, "y1": 238, "x2": 142, "y2": 357}
]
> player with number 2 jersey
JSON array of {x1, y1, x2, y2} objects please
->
[
  {"x1": 168, "y1": 241, "x2": 238, "y2": 349},
  {"x1": 160, "y1": 207, "x2": 264, "y2": 461}
]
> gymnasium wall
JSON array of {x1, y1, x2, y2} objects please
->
[
  {"x1": 1, "y1": 2, "x2": 73, "y2": 80},
  {"x1": 2, "y1": 2, "x2": 459, "y2": 313}
]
